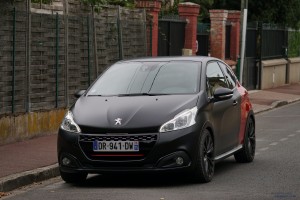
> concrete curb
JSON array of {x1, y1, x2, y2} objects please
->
[
  {"x1": 254, "y1": 98, "x2": 300, "y2": 114},
  {"x1": 0, "y1": 164, "x2": 59, "y2": 192}
]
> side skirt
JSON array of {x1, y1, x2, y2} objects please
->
[{"x1": 214, "y1": 145, "x2": 243, "y2": 162}]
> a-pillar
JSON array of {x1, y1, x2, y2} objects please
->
[
  {"x1": 178, "y1": 2, "x2": 200, "y2": 55},
  {"x1": 136, "y1": 0, "x2": 161, "y2": 56},
  {"x1": 209, "y1": 10, "x2": 228, "y2": 60},
  {"x1": 227, "y1": 11, "x2": 241, "y2": 61}
]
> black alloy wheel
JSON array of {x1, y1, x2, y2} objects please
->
[
  {"x1": 234, "y1": 117, "x2": 256, "y2": 163},
  {"x1": 192, "y1": 129, "x2": 215, "y2": 183}
]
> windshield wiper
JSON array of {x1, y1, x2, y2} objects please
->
[
  {"x1": 118, "y1": 93, "x2": 170, "y2": 97},
  {"x1": 87, "y1": 94, "x2": 102, "y2": 97}
]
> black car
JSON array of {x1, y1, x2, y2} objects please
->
[{"x1": 58, "y1": 56, "x2": 255, "y2": 183}]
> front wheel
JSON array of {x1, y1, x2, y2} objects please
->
[
  {"x1": 234, "y1": 116, "x2": 256, "y2": 163},
  {"x1": 60, "y1": 170, "x2": 87, "y2": 184},
  {"x1": 191, "y1": 129, "x2": 215, "y2": 183}
]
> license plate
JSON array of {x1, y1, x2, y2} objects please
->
[{"x1": 93, "y1": 141, "x2": 139, "y2": 152}]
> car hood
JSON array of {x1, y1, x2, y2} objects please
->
[{"x1": 71, "y1": 95, "x2": 199, "y2": 131}]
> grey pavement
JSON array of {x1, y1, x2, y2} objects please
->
[{"x1": 0, "y1": 82, "x2": 299, "y2": 193}]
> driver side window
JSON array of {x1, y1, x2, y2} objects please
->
[{"x1": 206, "y1": 62, "x2": 229, "y2": 97}]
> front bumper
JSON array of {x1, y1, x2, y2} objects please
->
[{"x1": 57, "y1": 126, "x2": 200, "y2": 174}]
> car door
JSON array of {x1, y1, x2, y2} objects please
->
[
  {"x1": 218, "y1": 61, "x2": 241, "y2": 149},
  {"x1": 206, "y1": 61, "x2": 241, "y2": 156}
]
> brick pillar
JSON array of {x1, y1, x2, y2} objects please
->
[
  {"x1": 136, "y1": 0, "x2": 161, "y2": 56},
  {"x1": 178, "y1": 2, "x2": 200, "y2": 55},
  {"x1": 227, "y1": 11, "x2": 241, "y2": 61},
  {"x1": 209, "y1": 10, "x2": 228, "y2": 60}
]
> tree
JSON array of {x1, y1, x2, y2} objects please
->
[
  {"x1": 248, "y1": 0, "x2": 300, "y2": 29},
  {"x1": 187, "y1": 0, "x2": 300, "y2": 28},
  {"x1": 186, "y1": 0, "x2": 214, "y2": 22}
]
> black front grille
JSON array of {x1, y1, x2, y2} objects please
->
[
  {"x1": 79, "y1": 126, "x2": 159, "y2": 134},
  {"x1": 80, "y1": 134, "x2": 157, "y2": 142},
  {"x1": 79, "y1": 134, "x2": 158, "y2": 161}
]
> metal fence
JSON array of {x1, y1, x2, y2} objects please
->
[
  {"x1": 261, "y1": 23, "x2": 288, "y2": 59},
  {"x1": 0, "y1": 7, "x2": 148, "y2": 116},
  {"x1": 243, "y1": 22, "x2": 298, "y2": 90},
  {"x1": 245, "y1": 22, "x2": 288, "y2": 59}
]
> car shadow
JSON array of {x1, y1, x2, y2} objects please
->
[
  {"x1": 73, "y1": 173, "x2": 191, "y2": 188},
  {"x1": 64, "y1": 157, "x2": 246, "y2": 188}
]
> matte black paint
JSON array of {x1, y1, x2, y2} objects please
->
[{"x1": 57, "y1": 56, "x2": 253, "y2": 175}]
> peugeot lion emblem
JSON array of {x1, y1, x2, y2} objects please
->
[{"x1": 114, "y1": 118, "x2": 122, "y2": 125}]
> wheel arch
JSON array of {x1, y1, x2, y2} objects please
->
[
  {"x1": 241, "y1": 109, "x2": 255, "y2": 144},
  {"x1": 247, "y1": 110, "x2": 255, "y2": 129},
  {"x1": 200, "y1": 121, "x2": 215, "y2": 145}
]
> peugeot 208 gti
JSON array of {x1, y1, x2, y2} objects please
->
[{"x1": 58, "y1": 57, "x2": 255, "y2": 183}]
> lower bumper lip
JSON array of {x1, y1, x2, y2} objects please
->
[
  {"x1": 90, "y1": 154, "x2": 145, "y2": 157},
  {"x1": 59, "y1": 164, "x2": 192, "y2": 174}
]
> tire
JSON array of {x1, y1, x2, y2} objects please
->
[
  {"x1": 60, "y1": 170, "x2": 87, "y2": 184},
  {"x1": 192, "y1": 129, "x2": 215, "y2": 183},
  {"x1": 234, "y1": 116, "x2": 256, "y2": 163}
]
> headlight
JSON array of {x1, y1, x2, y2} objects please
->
[
  {"x1": 61, "y1": 111, "x2": 81, "y2": 133},
  {"x1": 159, "y1": 107, "x2": 198, "y2": 133}
]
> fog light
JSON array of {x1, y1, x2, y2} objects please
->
[
  {"x1": 175, "y1": 157, "x2": 184, "y2": 165},
  {"x1": 62, "y1": 157, "x2": 71, "y2": 166}
]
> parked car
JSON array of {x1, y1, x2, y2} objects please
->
[{"x1": 57, "y1": 56, "x2": 255, "y2": 183}]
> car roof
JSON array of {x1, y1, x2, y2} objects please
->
[{"x1": 118, "y1": 56, "x2": 222, "y2": 63}]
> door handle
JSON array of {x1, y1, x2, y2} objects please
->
[{"x1": 233, "y1": 100, "x2": 238, "y2": 106}]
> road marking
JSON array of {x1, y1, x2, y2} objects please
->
[
  {"x1": 259, "y1": 147, "x2": 269, "y2": 151},
  {"x1": 255, "y1": 152, "x2": 260, "y2": 156},
  {"x1": 279, "y1": 138, "x2": 288, "y2": 142},
  {"x1": 269, "y1": 142, "x2": 278, "y2": 146},
  {"x1": 297, "y1": 130, "x2": 300, "y2": 133},
  {"x1": 288, "y1": 134, "x2": 295, "y2": 137},
  {"x1": 262, "y1": 129, "x2": 284, "y2": 131},
  {"x1": 263, "y1": 115, "x2": 300, "y2": 118}
]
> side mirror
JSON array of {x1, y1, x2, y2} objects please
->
[
  {"x1": 213, "y1": 87, "x2": 233, "y2": 101},
  {"x1": 74, "y1": 90, "x2": 86, "y2": 98}
]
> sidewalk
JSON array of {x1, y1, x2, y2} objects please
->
[{"x1": 1, "y1": 83, "x2": 300, "y2": 192}]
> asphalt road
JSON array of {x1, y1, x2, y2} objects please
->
[{"x1": 3, "y1": 102, "x2": 300, "y2": 200}]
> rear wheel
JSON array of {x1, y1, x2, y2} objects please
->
[
  {"x1": 234, "y1": 117, "x2": 256, "y2": 163},
  {"x1": 192, "y1": 129, "x2": 215, "y2": 183},
  {"x1": 60, "y1": 170, "x2": 87, "y2": 184}
]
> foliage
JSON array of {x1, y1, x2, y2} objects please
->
[
  {"x1": 81, "y1": 0, "x2": 135, "y2": 8},
  {"x1": 248, "y1": 0, "x2": 300, "y2": 29},
  {"x1": 288, "y1": 30, "x2": 300, "y2": 57},
  {"x1": 188, "y1": 0, "x2": 300, "y2": 28},
  {"x1": 160, "y1": 0, "x2": 183, "y2": 15},
  {"x1": 183, "y1": 0, "x2": 214, "y2": 22},
  {"x1": 31, "y1": 0, "x2": 52, "y2": 4}
]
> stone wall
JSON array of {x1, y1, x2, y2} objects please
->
[
  {"x1": 287, "y1": 57, "x2": 300, "y2": 84},
  {"x1": 261, "y1": 59, "x2": 288, "y2": 89}
]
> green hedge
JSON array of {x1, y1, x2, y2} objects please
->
[{"x1": 288, "y1": 30, "x2": 300, "y2": 57}]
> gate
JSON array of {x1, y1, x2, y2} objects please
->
[
  {"x1": 158, "y1": 16, "x2": 186, "y2": 56},
  {"x1": 243, "y1": 22, "x2": 288, "y2": 90},
  {"x1": 196, "y1": 23, "x2": 210, "y2": 56},
  {"x1": 243, "y1": 22, "x2": 258, "y2": 90},
  {"x1": 225, "y1": 23, "x2": 231, "y2": 59}
]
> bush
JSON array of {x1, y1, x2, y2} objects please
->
[{"x1": 288, "y1": 30, "x2": 300, "y2": 57}]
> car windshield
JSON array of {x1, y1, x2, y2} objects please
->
[{"x1": 87, "y1": 61, "x2": 200, "y2": 96}]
